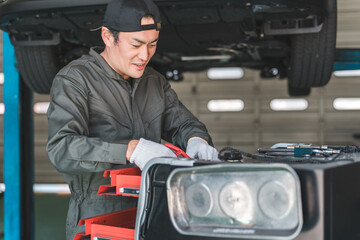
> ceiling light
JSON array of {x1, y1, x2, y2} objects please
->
[
  {"x1": 0, "y1": 73, "x2": 4, "y2": 85},
  {"x1": 270, "y1": 99, "x2": 308, "y2": 111},
  {"x1": 207, "y1": 67, "x2": 244, "y2": 79},
  {"x1": 0, "y1": 103, "x2": 4, "y2": 115},
  {"x1": 333, "y1": 70, "x2": 360, "y2": 77},
  {"x1": 333, "y1": 98, "x2": 360, "y2": 110},
  {"x1": 33, "y1": 102, "x2": 50, "y2": 114},
  {"x1": 207, "y1": 99, "x2": 244, "y2": 112}
]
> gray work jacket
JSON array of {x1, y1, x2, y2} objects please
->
[{"x1": 46, "y1": 47, "x2": 212, "y2": 239}]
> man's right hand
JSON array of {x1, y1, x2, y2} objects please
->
[
  {"x1": 126, "y1": 139, "x2": 139, "y2": 161},
  {"x1": 128, "y1": 138, "x2": 177, "y2": 170}
]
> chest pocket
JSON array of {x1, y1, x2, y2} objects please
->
[
  {"x1": 141, "y1": 99, "x2": 165, "y2": 126},
  {"x1": 88, "y1": 96, "x2": 132, "y2": 141},
  {"x1": 135, "y1": 90, "x2": 166, "y2": 143}
]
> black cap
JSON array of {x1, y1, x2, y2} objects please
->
[{"x1": 103, "y1": 0, "x2": 161, "y2": 32}]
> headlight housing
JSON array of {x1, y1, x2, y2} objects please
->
[{"x1": 167, "y1": 163, "x2": 302, "y2": 239}]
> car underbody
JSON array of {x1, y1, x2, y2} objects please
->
[{"x1": 0, "y1": 0, "x2": 337, "y2": 95}]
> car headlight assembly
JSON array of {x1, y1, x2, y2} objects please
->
[{"x1": 167, "y1": 163, "x2": 302, "y2": 239}]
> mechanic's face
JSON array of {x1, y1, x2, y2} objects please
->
[{"x1": 102, "y1": 17, "x2": 159, "y2": 80}]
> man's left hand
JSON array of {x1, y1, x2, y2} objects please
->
[{"x1": 186, "y1": 137, "x2": 219, "y2": 160}]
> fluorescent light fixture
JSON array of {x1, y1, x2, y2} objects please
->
[
  {"x1": 270, "y1": 99, "x2": 308, "y2": 111},
  {"x1": 333, "y1": 98, "x2": 360, "y2": 110},
  {"x1": 0, "y1": 103, "x2": 4, "y2": 115},
  {"x1": 207, "y1": 67, "x2": 244, "y2": 79},
  {"x1": 33, "y1": 102, "x2": 50, "y2": 114},
  {"x1": 333, "y1": 70, "x2": 360, "y2": 77},
  {"x1": 0, "y1": 183, "x2": 70, "y2": 194},
  {"x1": 34, "y1": 184, "x2": 70, "y2": 194},
  {"x1": 207, "y1": 99, "x2": 244, "y2": 112},
  {"x1": 0, "y1": 73, "x2": 4, "y2": 85}
]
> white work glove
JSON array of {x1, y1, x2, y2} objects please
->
[
  {"x1": 130, "y1": 138, "x2": 177, "y2": 170},
  {"x1": 186, "y1": 137, "x2": 219, "y2": 160}
]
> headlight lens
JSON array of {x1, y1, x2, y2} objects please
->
[
  {"x1": 185, "y1": 183, "x2": 213, "y2": 217},
  {"x1": 219, "y1": 181, "x2": 253, "y2": 225},
  {"x1": 167, "y1": 163, "x2": 302, "y2": 239}
]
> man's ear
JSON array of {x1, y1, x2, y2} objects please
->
[{"x1": 101, "y1": 27, "x2": 113, "y2": 47}]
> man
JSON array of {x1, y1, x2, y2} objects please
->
[{"x1": 46, "y1": 0, "x2": 218, "y2": 239}]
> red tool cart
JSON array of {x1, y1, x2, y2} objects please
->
[
  {"x1": 73, "y1": 144, "x2": 189, "y2": 240},
  {"x1": 74, "y1": 167, "x2": 141, "y2": 240}
]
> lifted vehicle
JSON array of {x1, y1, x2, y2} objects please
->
[{"x1": 0, "y1": 0, "x2": 337, "y2": 96}]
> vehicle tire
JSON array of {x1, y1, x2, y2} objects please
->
[
  {"x1": 288, "y1": 5, "x2": 337, "y2": 90},
  {"x1": 14, "y1": 46, "x2": 60, "y2": 94},
  {"x1": 287, "y1": 85, "x2": 311, "y2": 97}
]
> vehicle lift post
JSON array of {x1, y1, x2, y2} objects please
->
[{"x1": 3, "y1": 32, "x2": 34, "y2": 240}]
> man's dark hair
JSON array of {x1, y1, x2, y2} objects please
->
[{"x1": 109, "y1": 29, "x2": 120, "y2": 43}]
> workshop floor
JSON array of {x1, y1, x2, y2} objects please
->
[{"x1": 0, "y1": 193, "x2": 70, "y2": 239}]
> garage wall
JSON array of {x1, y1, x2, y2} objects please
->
[
  {"x1": 171, "y1": 70, "x2": 360, "y2": 153},
  {"x1": 337, "y1": 0, "x2": 360, "y2": 48},
  {"x1": 0, "y1": 0, "x2": 360, "y2": 183}
]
